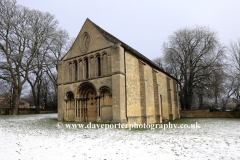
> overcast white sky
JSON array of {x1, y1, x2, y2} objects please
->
[{"x1": 17, "y1": 0, "x2": 240, "y2": 60}]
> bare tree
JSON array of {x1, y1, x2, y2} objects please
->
[
  {"x1": 26, "y1": 10, "x2": 67, "y2": 113},
  {"x1": 40, "y1": 75, "x2": 58, "y2": 109},
  {"x1": 0, "y1": 0, "x2": 35, "y2": 115},
  {"x1": 209, "y1": 63, "x2": 226, "y2": 108},
  {"x1": 152, "y1": 57, "x2": 164, "y2": 71},
  {"x1": 0, "y1": 79, "x2": 13, "y2": 108},
  {"x1": 163, "y1": 26, "x2": 225, "y2": 110},
  {"x1": 218, "y1": 74, "x2": 240, "y2": 110},
  {"x1": 45, "y1": 30, "x2": 69, "y2": 86},
  {"x1": 39, "y1": 75, "x2": 50, "y2": 109},
  {"x1": 227, "y1": 39, "x2": 240, "y2": 110},
  {"x1": 229, "y1": 39, "x2": 240, "y2": 72},
  {"x1": 0, "y1": 80, "x2": 11, "y2": 96},
  {"x1": 0, "y1": 0, "x2": 67, "y2": 114}
]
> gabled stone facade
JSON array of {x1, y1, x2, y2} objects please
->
[{"x1": 57, "y1": 18, "x2": 180, "y2": 124}]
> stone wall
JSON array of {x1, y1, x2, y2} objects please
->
[
  {"x1": 144, "y1": 63, "x2": 155, "y2": 124},
  {"x1": 125, "y1": 51, "x2": 141, "y2": 121},
  {"x1": 125, "y1": 51, "x2": 180, "y2": 124},
  {"x1": 0, "y1": 108, "x2": 57, "y2": 115},
  {"x1": 180, "y1": 109, "x2": 240, "y2": 118},
  {"x1": 57, "y1": 19, "x2": 180, "y2": 124},
  {"x1": 158, "y1": 72, "x2": 169, "y2": 121}
]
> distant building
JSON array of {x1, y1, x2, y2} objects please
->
[
  {"x1": 57, "y1": 18, "x2": 180, "y2": 124},
  {"x1": 0, "y1": 91, "x2": 12, "y2": 109},
  {"x1": 19, "y1": 100, "x2": 31, "y2": 109},
  {"x1": 19, "y1": 99, "x2": 44, "y2": 109},
  {"x1": 0, "y1": 96, "x2": 43, "y2": 110},
  {"x1": 0, "y1": 97, "x2": 11, "y2": 108},
  {"x1": 0, "y1": 92, "x2": 11, "y2": 115}
]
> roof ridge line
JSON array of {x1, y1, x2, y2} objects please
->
[{"x1": 88, "y1": 19, "x2": 177, "y2": 80}]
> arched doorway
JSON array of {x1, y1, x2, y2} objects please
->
[
  {"x1": 99, "y1": 86, "x2": 112, "y2": 121},
  {"x1": 65, "y1": 92, "x2": 75, "y2": 121},
  {"x1": 85, "y1": 88, "x2": 97, "y2": 122},
  {"x1": 76, "y1": 83, "x2": 97, "y2": 122}
]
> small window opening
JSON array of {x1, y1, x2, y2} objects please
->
[
  {"x1": 98, "y1": 56, "x2": 101, "y2": 76},
  {"x1": 75, "y1": 62, "x2": 78, "y2": 81},
  {"x1": 86, "y1": 59, "x2": 89, "y2": 78}
]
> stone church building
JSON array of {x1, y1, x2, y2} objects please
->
[{"x1": 57, "y1": 18, "x2": 180, "y2": 124}]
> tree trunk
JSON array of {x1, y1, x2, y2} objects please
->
[
  {"x1": 12, "y1": 86, "x2": 21, "y2": 115},
  {"x1": 199, "y1": 93, "x2": 203, "y2": 109},
  {"x1": 214, "y1": 87, "x2": 218, "y2": 108},
  {"x1": 31, "y1": 86, "x2": 40, "y2": 114},
  {"x1": 183, "y1": 86, "x2": 189, "y2": 110},
  {"x1": 223, "y1": 101, "x2": 227, "y2": 111},
  {"x1": 35, "y1": 105, "x2": 40, "y2": 114},
  {"x1": 35, "y1": 80, "x2": 41, "y2": 114}
]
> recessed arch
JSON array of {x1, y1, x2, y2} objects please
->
[
  {"x1": 102, "y1": 53, "x2": 108, "y2": 75},
  {"x1": 81, "y1": 32, "x2": 90, "y2": 52},
  {"x1": 101, "y1": 51, "x2": 107, "y2": 56},
  {"x1": 98, "y1": 86, "x2": 111, "y2": 95},
  {"x1": 73, "y1": 60, "x2": 78, "y2": 81},
  {"x1": 77, "y1": 82, "x2": 97, "y2": 98},
  {"x1": 97, "y1": 56, "x2": 101, "y2": 76},
  {"x1": 76, "y1": 82, "x2": 97, "y2": 122},
  {"x1": 83, "y1": 57, "x2": 89, "y2": 78},
  {"x1": 95, "y1": 53, "x2": 101, "y2": 58},
  {"x1": 83, "y1": 56, "x2": 88, "y2": 61},
  {"x1": 89, "y1": 55, "x2": 94, "y2": 59},
  {"x1": 98, "y1": 86, "x2": 112, "y2": 121},
  {"x1": 68, "y1": 62, "x2": 73, "y2": 82},
  {"x1": 64, "y1": 91, "x2": 75, "y2": 121},
  {"x1": 66, "y1": 91, "x2": 74, "y2": 99}
]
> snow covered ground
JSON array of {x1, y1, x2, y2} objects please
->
[{"x1": 0, "y1": 114, "x2": 239, "y2": 160}]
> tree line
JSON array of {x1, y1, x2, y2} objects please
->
[
  {"x1": 153, "y1": 27, "x2": 240, "y2": 111},
  {"x1": 0, "y1": 0, "x2": 70, "y2": 114},
  {"x1": 1, "y1": 0, "x2": 239, "y2": 115}
]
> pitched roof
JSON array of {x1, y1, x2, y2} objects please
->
[
  {"x1": 21, "y1": 98, "x2": 34, "y2": 106},
  {"x1": 88, "y1": 19, "x2": 177, "y2": 80}
]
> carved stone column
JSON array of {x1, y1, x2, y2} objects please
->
[
  {"x1": 95, "y1": 57, "x2": 98, "y2": 77},
  {"x1": 67, "y1": 63, "x2": 70, "y2": 82},
  {"x1": 80, "y1": 99, "x2": 82, "y2": 121},
  {"x1": 89, "y1": 58, "x2": 91, "y2": 78},
  {"x1": 96, "y1": 96, "x2": 101, "y2": 122},
  {"x1": 100, "y1": 57, "x2": 103, "y2": 76},
  {"x1": 64, "y1": 99, "x2": 68, "y2": 120},
  {"x1": 78, "y1": 60, "x2": 81, "y2": 81},
  {"x1": 72, "y1": 61, "x2": 75, "y2": 82},
  {"x1": 83, "y1": 60, "x2": 86, "y2": 79},
  {"x1": 66, "y1": 100, "x2": 68, "y2": 119},
  {"x1": 69, "y1": 62, "x2": 72, "y2": 82},
  {"x1": 75, "y1": 99, "x2": 78, "y2": 118},
  {"x1": 84, "y1": 99, "x2": 87, "y2": 122},
  {"x1": 75, "y1": 99, "x2": 77, "y2": 118}
]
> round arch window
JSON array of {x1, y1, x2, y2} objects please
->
[{"x1": 82, "y1": 32, "x2": 90, "y2": 51}]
